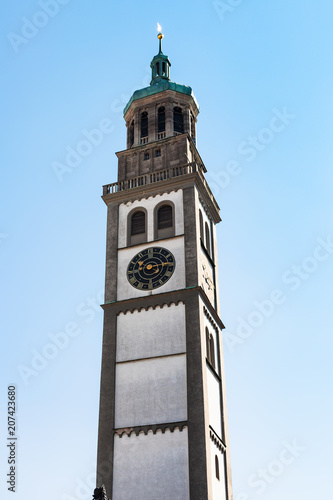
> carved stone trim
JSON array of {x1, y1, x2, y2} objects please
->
[
  {"x1": 209, "y1": 426, "x2": 227, "y2": 453},
  {"x1": 203, "y1": 306, "x2": 220, "y2": 333},
  {"x1": 101, "y1": 286, "x2": 225, "y2": 329},
  {"x1": 117, "y1": 300, "x2": 184, "y2": 316},
  {"x1": 198, "y1": 193, "x2": 214, "y2": 224},
  {"x1": 119, "y1": 188, "x2": 181, "y2": 207},
  {"x1": 114, "y1": 422, "x2": 188, "y2": 438}
]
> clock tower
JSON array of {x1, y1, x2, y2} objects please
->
[{"x1": 96, "y1": 29, "x2": 233, "y2": 500}]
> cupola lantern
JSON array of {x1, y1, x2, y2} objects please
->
[{"x1": 150, "y1": 24, "x2": 171, "y2": 85}]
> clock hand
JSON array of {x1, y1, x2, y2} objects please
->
[{"x1": 138, "y1": 262, "x2": 172, "y2": 270}]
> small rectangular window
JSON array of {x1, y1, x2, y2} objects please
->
[
  {"x1": 144, "y1": 153, "x2": 150, "y2": 161},
  {"x1": 155, "y1": 150, "x2": 161, "y2": 157}
]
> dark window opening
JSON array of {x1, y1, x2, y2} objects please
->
[
  {"x1": 173, "y1": 106, "x2": 184, "y2": 133},
  {"x1": 141, "y1": 112, "x2": 148, "y2": 138},
  {"x1": 206, "y1": 327, "x2": 215, "y2": 369},
  {"x1": 215, "y1": 455, "x2": 220, "y2": 480},
  {"x1": 205, "y1": 222, "x2": 211, "y2": 256},
  {"x1": 158, "y1": 205, "x2": 172, "y2": 229},
  {"x1": 158, "y1": 107, "x2": 166, "y2": 133},
  {"x1": 156, "y1": 62, "x2": 160, "y2": 75},
  {"x1": 205, "y1": 328, "x2": 210, "y2": 363},
  {"x1": 144, "y1": 153, "x2": 150, "y2": 161},
  {"x1": 131, "y1": 211, "x2": 145, "y2": 236},
  {"x1": 199, "y1": 210, "x2": 204, "y2": 242},
  {"x1": 162, "y1": 62, "x2": 166, "y2": 75},
  {"x1": 129, "y1": 120, "x2": 134, "y2": 147},
  {"x1": 210, "y1": 334, "x2": 215, "y2": 369},
  {"x1": 155, "y1": 149, "x2": 161, "y2": 157},
  {"x1": 190, "y1": 113, "x2": 195, "y2": 142}
]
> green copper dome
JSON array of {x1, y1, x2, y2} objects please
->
[{"x1": 123, "y1": 30, "x2": 199, "y2": 116}]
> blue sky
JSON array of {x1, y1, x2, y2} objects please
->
[{"x1": 1, "y1": 1, "x2": 332, "y2": 499}]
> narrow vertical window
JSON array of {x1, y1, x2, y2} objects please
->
[
  {"x1": 173, "y1": 106, "x2": 184, "y2": 133},
  {"x1": 131, "y1": 211, "x2": 145, "y2": 236},
  {"x1": 190, "y1": 113, "x2": 196, "y2": 144},
  {"x1": 141, "y1": 112, "x2": 148, "y2": 139},
  {"x1": 205, "y1": 328, "x2": 210, "y2": 362},
  {"x1": 158, "y1": 106, "x2": 165, "y2": 133},
  {"x1": 129, "y1": 120, "x2": 134, "y2": 147},
  {"x1": 199, "y1": 210, "x2": 204, "y2": 242},
  {"x1": 215, "y1": 455, "x2": 220, "y2": 480},
  {"x1": 210, "y1": 334, "x2": 215, "y2": 369},
  {"x1": 205, "y1": 222, "x2": 211, "y2": 256}
]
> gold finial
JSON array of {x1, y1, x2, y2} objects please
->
[{"x1": 157, "y1": 23, "x2": 164, "y2": 52}]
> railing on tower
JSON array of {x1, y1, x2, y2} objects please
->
[{"x1": 102, "y1": 161, "x2": 219, "y2": 210}]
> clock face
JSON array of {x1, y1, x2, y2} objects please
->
[{"x1": 127, "y1": 247, "x2": 176, "y2": 291}]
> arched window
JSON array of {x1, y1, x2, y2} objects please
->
[
  {"x1": 129, "y1": 209, "x2": 147, "y2": 245},
  {"x1": 131, "y1": 211, "x2": 145, "y2": 236},
  {"x1": 141, "y1": 112, "x2": 148, "y2": 143},
  {"x1": 173, "y1": 107, "x2": 184, "y2": 134},
  {"x1": 215, "y1": 455, "x2": 220, "y2": 480},
  {"x1": 158, "y1": 106, "x2": 165, "y2": 134},
  {"x1": 155, "y1": 202, "x2": 174, "y2": 239},
  {"x1": 158, "y1": 205, "x2": 172, "y2": 229},
  {"x1": 199, "y1": 210, "x2": 204, "y2": 242},
  {"x1": 129, "y1": 120, "x2": 134, "y2": 147},
  {"x1": 205, "y1": 222, "x2": 211, "y2": 256}
]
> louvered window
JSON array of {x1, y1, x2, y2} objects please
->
[
  {"x1": 157, "y1": 205, "x2": 172, "y2": 229},
  {"x1": 131, "y1": 211, "x2": 145, "y2": 235}
]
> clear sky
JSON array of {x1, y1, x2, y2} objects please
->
[{"x1": 1, "y1": 1, "x2": 332, "y2": 499}]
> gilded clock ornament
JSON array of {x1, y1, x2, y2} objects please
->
[
  {"x1": 202, "y1": 264, "x2": 215, "y2": 291},
  {"x1": 127, "y1": 247, "x2": 176, "y2": 290}
]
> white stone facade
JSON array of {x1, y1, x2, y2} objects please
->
[
  {"x1": 118, "y1": 190, "x2": 184, "y2": 248},
  {"x1": 116, "y1": 303, "x2": 186, "y2": 362},
  {"x1": 114, "y1": 353, "x2": 187, "y2": 428},
  {"x1": 113, "y1": 427, "x2": 190, "y2": 500}
]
